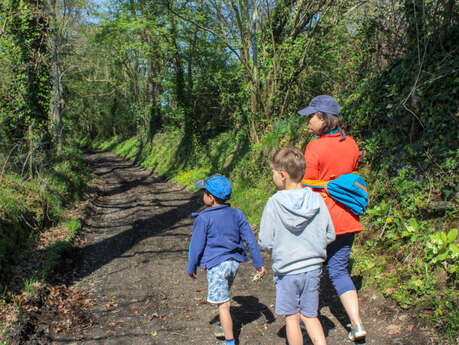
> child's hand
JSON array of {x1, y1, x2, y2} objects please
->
[
  {"x1": 252, "y1": 266, "x2": 266, "y2": 282},
  {"x1": 257, "y1": 266, "x2": 266, "y2": 276},
  {"x1": 188, "y1": 272, "x2": 197, "y2": 279}
]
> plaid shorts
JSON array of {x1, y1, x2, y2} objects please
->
[{"x1": 207, "y1": 260, "x2": 240, "y2": 304}]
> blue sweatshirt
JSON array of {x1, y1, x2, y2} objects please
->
[{"x1": 186, "y1": 204, "x2": 264, "y2": 275}]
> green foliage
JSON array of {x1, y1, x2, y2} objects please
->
[
  {"x1": 353, "y1": 161, "x2": 458, "y2": 338},
  {"x1": 338, "y1": 10, "x2": 459, "y2": 337},
  {"x1": 62, "y1": 218, "x2": 82, "y2": 239},
  {"x1": 425, "y1": 229, "x2": 458, "y2": 273},
  {"x1": 0, "y1": 146, "x2": 90, "y2": 288},
  {"x1": 48, "y1": 149, "x2": 91, "y2": 204},
  {"x1": 0, "y1": 174, "x2": 58, "y2": 284},
  {"x1": 341, "y1": 23, "x2": 459, "y2": 172},
  {"x1": 0, "y1": 0, "x2": 51, "y2": 143}
]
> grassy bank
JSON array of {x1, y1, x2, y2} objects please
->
[
  {"x1": 0, "y1": 146, "x2": 90, "y2": 290},
  {"x1": 0, "y1": 146, "x2": 90, "y2": 343},
  {"x1": 94, "y1": 125, "x2": 457, "y2": 341}
]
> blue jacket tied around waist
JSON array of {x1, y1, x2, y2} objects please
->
[{"x1": 302, "y1": 173, "x2": 369, "y2": 216}]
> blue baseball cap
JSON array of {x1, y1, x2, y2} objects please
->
[
  {"x1": 298, "y1": 95, "x2": 340, "y2": 116},
  {"x1": 194, "y1": 174, "x2": 232, "y2": 201}
]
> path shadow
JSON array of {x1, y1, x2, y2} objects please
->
[
  {"x1": 43, "y1": 151, "x2": 202, "y2": 287},
  {"x1": 70, "y1": 199, "x2": 200, "y2": 285},
  {"x1": 209, "y1": 295, "x2": 275, "y2": 344},
  {"x1": 276, "y1": 314, "x2": 336, "y2": 345},
  {"x1": 318, "y1": 264, "x2": 363, "y2": 337}
]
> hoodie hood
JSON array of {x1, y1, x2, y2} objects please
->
[{"x1": 271, "y1": 188, "x2": 320, "y2": 233}]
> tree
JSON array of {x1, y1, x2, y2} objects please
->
[
  {"x1": 47, "y1": 0, "x2": 88, "y2": 155},
  {"x1": 1, "y1": 0, "x2": 51, "y2": 175}
]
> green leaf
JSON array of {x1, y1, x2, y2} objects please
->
[
  {"x1": 439, "y1": 231, "x2": 447, "y2": 243},
  {"x1": 436, "y1": 251, "x2": 448, "y2": 262},
  {"x1": 446, "y1": 228, "x2": 458, "y2": 244},
  {"x1": 401, "y1": 230, "x2": 411, "y2": 238}
]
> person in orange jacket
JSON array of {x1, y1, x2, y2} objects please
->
[{"x1": 298, "y1": 95, "x2": 367, "y2": 341}]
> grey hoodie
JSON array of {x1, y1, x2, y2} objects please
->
[{"x1": 258, "y1": 188, "x2": 335, "y2": 275}]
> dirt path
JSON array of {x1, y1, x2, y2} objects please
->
[{"x1": 44, "y1": 150, "x2": 438, "y2": 345}]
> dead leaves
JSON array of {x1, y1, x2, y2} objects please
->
[
  {"x1": 46, "y1": 285, "x2": 96, "y2": 333},
  {"x1": 183, "y1": 307, "x2": 192, "y2": 320},
  {"x1": 105, "y1": 300, "x2": 118, "y2": 309},
  {"x1": 150, "y1": 312, "x2": 168, "y2": 321},
  {"x1": 387, "y1": 324, "x2": 403, "y2": 335}
]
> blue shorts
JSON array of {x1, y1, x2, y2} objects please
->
[
  {"x1": 274, "y1": 268, "x2": 322, "y2": 317},
  {"x1": 207, "y1": 260, "x2": 240, "y2": 304}
]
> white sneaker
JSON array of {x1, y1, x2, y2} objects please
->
[
  {"x1": 214, "y1": 323, "x2": 224, "y2": 338},
  {"x1": 348, "y1": 324, "x2": 367, "y2": 341}
]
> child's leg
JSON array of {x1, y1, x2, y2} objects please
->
[
  {"x1": 218, "y1": 301, "x2": 234, "y2": 340},
  {"x1": 285, "y1": 313, "x2": 303, "y2": 345},
  {"x1": 207, "y1": 260, "x2": 239, "y2": 343},
  {"x1": 297, "y1": 268, "x2": 326, "y2": 345},
  {"x1": 299, "y1": 314, "x2": 326, "y2": 345}
]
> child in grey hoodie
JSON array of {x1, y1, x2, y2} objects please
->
[{"x1": 258, "y1": 147, "x2": 335, "y2": 345}]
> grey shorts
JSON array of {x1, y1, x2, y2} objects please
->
[
  {"x1": 274, "y1": 267, "x2": 322, "y2": 317},
  {"x1": 207, "y1": 260, "x2": 240, "y2": 304}
]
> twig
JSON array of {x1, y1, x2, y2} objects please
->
[
  {"x1": 377, "y1": 205, "x2": 392, "y2": 240},
  {"x1": 400, "y1": 1, "x2": 431, "y2": 129},
  {"x1": 164, "y1": 1, "x2": 242, "y2": 63},
  {"x1": 21, "y1": 214, "x2": 37, "y2": 231},
  {"x1": 21, "y1": 151, "x2": 32, "y2": 178},
  {"x1": 426, "y1": 175, "x2": 434, "y2": 205},
  {"x1": 0, "y1": 144, "x2": 18, "y2": 182},
  {"x1": 419, "y1": 68, "x2": 459, "y2": 87},
  {"x1": 402, "y1": 246, "x2": 414, "y2": 263}
]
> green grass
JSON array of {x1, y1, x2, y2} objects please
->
[
  {"x1": 23, "y1": 278, "x2": 41, "y2": 299},
  {"x1": 62, "y1": 219, "x2": 81, "y2": 239}
]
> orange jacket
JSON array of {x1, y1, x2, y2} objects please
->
[{"x1": 303, "y1": 133, "x2": 363, "y2": 235}]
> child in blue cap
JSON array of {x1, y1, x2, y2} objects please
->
[{"x1": 186, "y1": 174, "x2": 265, "y2": 345}]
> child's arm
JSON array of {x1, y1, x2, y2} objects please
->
[
  {"x1": 326, "y1": 218, "x2": 336, "y2": 244},
  {"x1": 238, "y1": 212, "x2": 264, "y2": 270},
  {"x1": 186, "y1": 216, "x2": 207, "y2": 278},
  {"x1": 258, "y1": 199, "x2": 275, "y2": 254}
]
